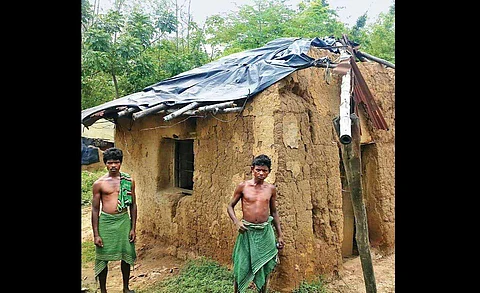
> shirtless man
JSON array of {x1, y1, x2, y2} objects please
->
[
  {"x1": 91, "y1": 147, "x2": 137, "y2": 293},
  {"x1": 227, "y1": 154, "x2": 285, "y2": 293}
]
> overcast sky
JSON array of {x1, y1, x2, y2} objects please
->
[
  {"x1": 189, "y1": 0, "x2": 394, "y2": 27},
  {"x1": 98, "y1": 0, "x2": 394, "y2": 28}
]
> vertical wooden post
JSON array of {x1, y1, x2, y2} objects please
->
[{"x1": 334, "y1": 113, "x2": 377, "y2": 293}]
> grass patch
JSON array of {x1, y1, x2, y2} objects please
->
[
  {"x1": 81, "y1": 241, "x2": 96, "y2": 265},
  {"x1": 81, "y1": 169, "x2": 105, "y2": 205},
  {"x1": 94, "y1": 253, "x2": 329, "y2": 292},
  {"x1": 292, "y1": 276, "x2": 329, "y2": 293},
  {"x1": 137, "y1": 257, "x2": 259, "y2": 293}
]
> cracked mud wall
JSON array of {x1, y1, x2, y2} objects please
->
[
  {"x1": 356, "y1": 62, "x2": 395, "y2": 255},
  {"x1": 113, "y1": 46, "x2": 395, "y2": 292}
]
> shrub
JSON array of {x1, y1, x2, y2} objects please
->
[
  {"x1": 81, "y1": 169, "x2": 105, "y2": 205},
  {"x1": 81, "y1": 241, "x2": 96, "y2": 265},
  {"x1": 292, "y1": 276, "x2": 329, "y2": 293}
]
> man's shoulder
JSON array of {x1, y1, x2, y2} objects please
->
[{"x1": 94, "y1": 173, "x2": 108, "y2": 183}]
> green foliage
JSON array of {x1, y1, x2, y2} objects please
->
[
  {"x1": 292, "y1": 276, "x2": 329, "y2": 293},
  {"x1": 362, "y1": 6, "x2": 395, "y2": 64},
  {"x1": 154, "y1": 8, "x2": 177, "y2": 34},
  {"x1": 81, "y1": 169, "x2": 105, "y2": 205},
  {"x1": 137, "y1": 256, "x2": 328, "y2": 292},
  {"x1": 138, "y1": 257, "x2": 259, "y2": 293},
  {"x1": 205, "y1": 0, "x2": 347, "y2": 58},
  {"x1": 81, "y1": 0, "x2": 394, "y2": 112},
  {"x1": 347, "y1": 1, "x2": 395, "y2": 64},
  {"x1": 81, "y1": 0, "x2": 209, "y2": 110},
  {"x1": 286, "y1": 0, "x2": 346, "y2": 39},
  {"x1": 81, "y1": 241, "x2": 96, "y2": 264},
  {"x1": 207, "y1": 0, "x2": 298, "y2": 54},
  {"x1": 81, "y1": 71, "x2": 118, "y2": 110},
  {"x1": 81, "y1": 0, "x2": 94, "y2": 27}
]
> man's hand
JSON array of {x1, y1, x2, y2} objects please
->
[
  {"x1": 235, "y1": 221, "x2": 249, "y2": 233},
  {"x1": 129, "y1": 230, "x2": 136, "y2": 243},
  {"x1": 276, "y1": 236, "x2": 285, "y2": 249},
  {"x1": 94, "y1": 235, "x2": 104, "y2": 248}
]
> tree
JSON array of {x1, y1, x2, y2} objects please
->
[
  {"x1": 204, "y1": 0, "x2": 347, "y2": 57},
  {"x1": 286, "y1": 0, "x2": 346, "y2": 39},
  {"x1": 363, "y1": 3, "x2": 395, "y2": 63},
  {"x1": 347, "y1": 1, "x2": 395, "y2": 63},
  {"x1": 81, "y1": 0, "x2": 190, "y2": 110},
  {"x1": 81, "y1": 0, "x2": 394, "y2": 111}
]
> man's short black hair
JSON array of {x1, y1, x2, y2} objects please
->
[
  {"x1": 103, "y1": 147, "x2": 123, "y2": 164},
  {"x1": 252, "y1": 154, "x2": 271, "y2": 170}
]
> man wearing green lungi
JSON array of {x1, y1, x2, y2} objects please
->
[
  {"x1": 91, "y1": 147, "x2": 137, "y2": 293},
  {"x1": 227, "y1": 154, "x2": 285, "y2": 293}
]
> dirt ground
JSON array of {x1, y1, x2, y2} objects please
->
[{"x1": 81, "y1": 206, "x2": 394, "y2": 293}]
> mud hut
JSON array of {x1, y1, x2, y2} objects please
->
[{"x1": 81, "y1": 37, "x2": 395, "y2": 292}]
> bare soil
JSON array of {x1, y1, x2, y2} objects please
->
[{"x1": 81, "y1": 206, "x2": 394, "y2": 293}]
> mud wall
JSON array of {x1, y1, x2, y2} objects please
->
[
  {"x1": 356, "y1": 62, "x2": 395, "y2": 254},
  {"x1": 114, "y1": 47, "x2": 395, "y2": 292}
]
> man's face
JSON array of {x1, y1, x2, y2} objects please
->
[
  {"x1": 252, "y1": 165, "x2": 269, "y2": 180},
  {"x1": 106, "y1": 159, "x2": 121, "y2": 173}
]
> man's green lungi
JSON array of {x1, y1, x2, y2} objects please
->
[
  {"x1": 94, "y1": 210, "x2": 136, "y2": 278},
  {"x1": 232, "y1": 216, "x2": 278, "y2": 292}
]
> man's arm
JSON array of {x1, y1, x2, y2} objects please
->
[
  {"x1": 91, "y1": 180, "x2": 103, "y2": 247},
  {"x1": 227, "y1": 182, "x2": 248, "y2": 232},
  {"x1": 129, "y1": 178, "x2": 137, "y2": 243},
  {"x1": 270, "y1": 185, "x2": 284, "y2": 249}
]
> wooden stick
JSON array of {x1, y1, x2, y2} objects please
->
[
  {"x1": 132, "y1": 103, "x2": 168, "y2": 120},
  {"x1": 334, "y1": 114, "x2": 378, "y2": 293},
  {"x1": 356, "y1": 50, "x2": 395, "y2": 69},
  {"x1": 163, "y1": 102, "x2": 201, "y2": 121}
]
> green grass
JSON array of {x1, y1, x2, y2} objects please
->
[
  {"x1": 81, "y1": 241, "x2": 96, "y2": 265},
  {"x1": 136, "y1": 256, "x2": 329, "y2": 293},
  {"x1": 292, "y1": 277, "x2": 329, "y2": 293},
  {"x1": 81, "y1": 169, "x2": 105, "y2": 205},
  {"x1": 137, "y1": 257, "x2": 259, "y2": 293}
]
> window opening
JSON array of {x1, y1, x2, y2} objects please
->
[{"x1": 175, "y1": 139, "x2": 194, "y2": 190}]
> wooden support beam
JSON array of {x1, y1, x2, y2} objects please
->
[
  {"x1": 357, "y1": 50, "x2": 395, "y2": 69},
  {"x1": 163, "y1": 102, "x2": 201, "y2": 121},
  {"x1": 216, "y1": 106, "x2": 242, "y2": 113},
  {"x1": 334, "y1": 113, "x2": 377, "y2": 293},
  {"x1": 117, "y1": 107, "x2": 138, "y2": 118},
  {"x1": 195, "y1": 101, "x2": 235, "y2": 113},
  {"x1": 132, "y1": 103, "x2": 168, "y2": 121},
  {"x1": 171, "y1": 106, "x2": 243, "y2": 116}
]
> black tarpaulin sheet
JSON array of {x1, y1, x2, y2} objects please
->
[
  {"x1": 81, "y1": 37, "x2": 337, "y2": 127},
  {"x1": 81, "y1": 137, "x2": 100, "y2": 165}
]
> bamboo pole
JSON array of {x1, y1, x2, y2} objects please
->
[
  {"x1": 167, "y1": 106, "x2": 243, "y2": 116},
  {"x1": 132, "y1": 103, "x2": 168, "y2": 121},
  {"x1": 117, "y1": 107, "x2": 138, "y2": 118},
  {"x1": 195, "y1": 101, "x2": 235, "y2": 113},
  {"x1": 356, "y1": 50, "x2": 395, "y2": 69},
  {"x1": 334, "y1": 114, "x2": 377, "y2": 293},
  {"x1": 163, "y1": 102, "x2": 201, "y2": 121}
]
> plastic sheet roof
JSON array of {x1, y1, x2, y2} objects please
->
[{"x1": 81, "y1": 37, "x2": 340, "y2": 127}]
